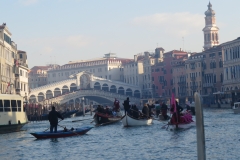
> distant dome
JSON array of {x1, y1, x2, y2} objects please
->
[{"x1": 205, "y1": 2, "x2": 215, "y2": 16}]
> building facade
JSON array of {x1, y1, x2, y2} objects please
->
[
  {"x1": 15, "y1": 50, "x2": 29, "y2": 96},
  {"x1": 47, "y1": 53, "x2": 131, "y2": 84},
  {"x1": 0, "y1": 23, "x2": 17, "y2": 94},
  {"x1": 28, "y1": 66, "x2": 51, "y2": 89},
  {"x1": 172, "y1": 57, "x2": 188, "y2": 105},
  {"x1": 203, "y1": 2, "x2": 219, "y2": 50},
  {"x1": 222, "y1": 37, "x2": 240, "y2": 102}
]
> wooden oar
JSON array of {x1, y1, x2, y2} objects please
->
[
  {"x1": 44, "y1": 119, "x2": 63, "y2": 132},
  {"x1": 95, "y1": 121, "x2": 116, "y2": 127},
  {"x1": 72, "y1": 118, "x2": 92, "y2": 122}
]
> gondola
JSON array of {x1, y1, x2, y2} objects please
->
[
  {"x1": 122, "y1": 114, "x2": 153, "y2": 127},
  {"x1": 30, "y1": 126, "x2": 93, "y2": 139},
  {"x1": 94, "y1": 112, "x2": 122, "y2": 126}
]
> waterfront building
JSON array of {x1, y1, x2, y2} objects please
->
[
  {"x1": 122, "y1": 54, "x2": 144, "y2": 88},
  {"x1": 47, "y1": 53, "x2": 131, "y2": 84},
  {"x1": 0, "y1": 23, "x2": 18, "y2": 94},
  {"x1": 15, "y1": 50, "x2": 29, "y2": 96},
  {"x1": 185, "y1": 45, "x2": 223, "y2": 104},
  {"x1": 203, "y1": 2, "x2": 219, "y2": 50},
  {"x1": 142, "y1": 48, "x2": 164, "y2": 98},
  {"x1": 185, "y1": 53, "x2": 203, "y2": 103},
  {"x1": 28, "y1": 65, "x2": 51, "y2": 89},
  {"x1": 222, "y1": 37, "x2": 240, "y2": 102},
  {"x1": 162, "y1": 50, "x2": 188, "y2": 100},
  {"x1": 151, "y1": 61, "x2": 164, "y2": 99},
  {"x1": 172, "y1": 56, "x2": 188, "y2": 105}
]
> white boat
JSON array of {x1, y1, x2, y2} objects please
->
[
  {"x1": 0, "y1": 94, "x2": 28, "y2": 134},
  {"x1": 233, "y1": 102, "x2": 240, "y2": 114},
  {"x1": 122, "y1": 114, "x2": 153, "y2": 127}
]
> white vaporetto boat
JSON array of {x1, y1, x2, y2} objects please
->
[
  {"x1": 0, "y1": 94, "x2": 28, "y2": 134},
  {"x1": 233, "y1": 102, "x2": 240, "y2": 114},
  {"x1": 122, "y1": 114, "x2": 153, "y2": 127}
]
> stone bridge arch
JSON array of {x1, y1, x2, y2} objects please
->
[
  {"x1": 102, "y1": 84, "x2": 109, "y2": 92},
  {"x1": 46, "y1": 90, "x2": 53, "y2": 99},
  {"x1": 110, "y1": 85, "x2": 117, "y2": 93},
  {"x1": 118, "y1": 87, "x2": 124, "y2": 95},
  {"x1": 38, "y1": 92, "x2": 45, "y2": 102},
  {"x1": 54, "y1": 88, "x2": 61, "y2": 97},
  {"x1": 126, "y1": 88, "x2": 132, "y2": 96},
  {"x1": 70, "y1": 83, "x2": 77, "y2": 92},
  {"x1": 134, "y1": 90, "x2": 140, "y2": 98},
  {"x1": 94, "y1": 82, "x2": 101, "y2": 90},
  {"x1": 62, "y1": 85, "x2": 70, "y2": 94}
]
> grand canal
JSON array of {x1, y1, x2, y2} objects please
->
[{"x1": 0, "y1": 108, "x2": 240, "y2": 160}]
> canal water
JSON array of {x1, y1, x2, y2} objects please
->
[{"x1": 0, "y1": 109, "x2": 240, "y2": 160}]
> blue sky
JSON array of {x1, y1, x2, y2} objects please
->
[{"x1": 1, "y1": 0, "x2": 240, "y2": 67}]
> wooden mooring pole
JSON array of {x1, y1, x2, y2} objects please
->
[{"x1": 194, "y1": 92, "x2": 206, "y2": 160}]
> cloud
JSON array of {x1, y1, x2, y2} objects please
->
[
  {"x1": 18, "y1": 0, "x2": 39, "y2": 6},
  {"x1": 132, "y1": 12, "x2": 204, "y2": 36},
  {"x1": 18, "y1": 34, "x2": 94, "y2": 55}
]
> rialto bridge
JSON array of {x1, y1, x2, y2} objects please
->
[{"x1": 29, "y1": 71, "x2": 141, "y2": 106}]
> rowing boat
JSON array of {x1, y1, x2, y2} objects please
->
[
  {"x1": 94, "y1": 112, "x2": 122, "y2": 126},
  {"x1": 122, "y1": 114, "x2": 153, "y2": 127},
  {"x1": 30, "y1": 126, "x2": 93, "y2": 139}
]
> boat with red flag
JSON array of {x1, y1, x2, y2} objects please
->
[{"x1": 168, "y1": 93, "x2": 195, "y2": 130}]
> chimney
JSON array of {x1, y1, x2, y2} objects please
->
[{"x1": 134, "y1": 55, "x2": 138, "y2": 62}]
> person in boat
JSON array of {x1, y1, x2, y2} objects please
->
[
  {"x1": 113, "y1": 98, "x2": 120, "y2": 112},
  {"x1": 161, "y1": 102, "x2": 168, "y2": 120},
  {"x1": 48, "y1": 106, "x2": 64, "y2": 133},
  {"x1": 105, "y1": 106, "x2": 111, "y2": 115},
  {"x1": 148, "y1": 103, "x2": 155, "y2": 117},
  {"x1": 123, "y1": 97, "x2": 130, "y2": 115},
  {"x1": 170, "y1": 101, "x2": 183, "y2": 124},
  {"x1": 132, "y1": 105, "x2": 140, "y2": 119},
  {"x1": 142, "y1": 103, "x2": 149, "y2": 119},
  {"x1": 155, "y1": 101, "x2": 161, "y2": 118}
]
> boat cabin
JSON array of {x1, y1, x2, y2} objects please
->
[{"x1": 0, "y1": 94, "x2": 24, "y2": 112}]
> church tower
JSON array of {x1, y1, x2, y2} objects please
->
[{"x1": 203, "y1": 2, "x2": 219, "y2": 50}]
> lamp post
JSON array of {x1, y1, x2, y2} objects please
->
[
  {"x1": 23, "y1": 92, "x2": 28, "y2": 113},
  {"x1": 82, "y1": 97, "x2": 85, "y2": 116}
]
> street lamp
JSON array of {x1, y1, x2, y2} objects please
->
[
  {"x1": 23, "y1": 92, "x2": 28, "y2": 112},
  {"x1": 82, "y1": 97, "x2": 85, "y2": 116}
]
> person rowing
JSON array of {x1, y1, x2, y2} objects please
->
[{"x1": 48, "y1": 106, "x2": 64, "y2": 133}]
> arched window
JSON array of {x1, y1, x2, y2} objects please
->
[
  {"x1": 208, "y1": 33, "x2": 210, "y2": 41},
  {"x1": 212, "y1": 33, "x2": 215, "y2": 41},
  {"x1": 216, "y1": 33, "x2": 218, "y2": 41}
]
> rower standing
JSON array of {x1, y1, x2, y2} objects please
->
[
  {"x1": 48, "y1": 106, "x2": 64, "y2": 133},
  {"x1": 123, "y1": 97, "x2": 130, "y2": 115},
  {"x1": 142, "y1": 103, "x2": 149, "y2": 118}
]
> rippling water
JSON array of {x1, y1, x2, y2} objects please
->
[{"x1": 0, "y1": 109, "x2": 240, "y2": 160}]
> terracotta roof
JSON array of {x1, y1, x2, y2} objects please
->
[{"x1": 17, "y1": 50, "x2": 26, "y2": 53}]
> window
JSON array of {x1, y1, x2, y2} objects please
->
[
  {"x1": 20, "y1": 70, "x2": 22, "y2": 76},
  {"x1": 20, "y1": 54, "x2": 23, "y2": 58},
  {"x1": 17, "y1": 100, "x2": 21, "y2": 112},
  {"x1": 4, "y1": 33, "x2": 11, "y2": 45},
  {"x1": 109, "y1": 75, "x2": 111, "y2": 80},
  {"x1": 4, "y1": 100, "x2": 10, "y2": 112},
  {"x1": 11, "y1": 100, "x2": 17, "y2": 112},
  {"x1": 0, "y1": 100, "x2": 3, "y2": 112}
]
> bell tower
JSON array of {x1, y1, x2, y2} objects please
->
[{"x1": 202, "y1": 2, "x2": 219, "y2": 50}]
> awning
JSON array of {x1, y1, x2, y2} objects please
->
[{"x1": 213, "y1": 91, "x2": 225, "y2": 95}]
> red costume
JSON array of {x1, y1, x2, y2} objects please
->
[{"x1": 113, "y1": 99, "x2": 120, "y2": 111}]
